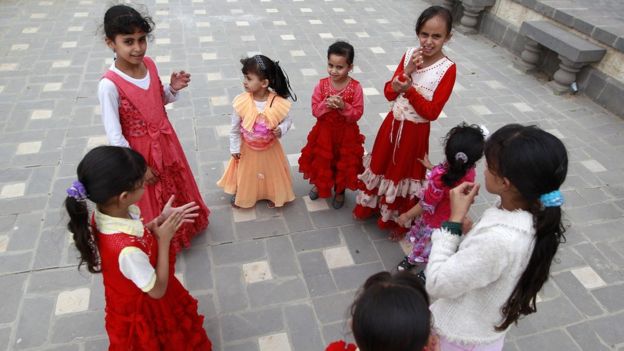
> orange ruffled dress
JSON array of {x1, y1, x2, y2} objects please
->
[
  {"x1": 217, "y1": 92, "x2": 295, "y2": 208},
  {"x1": 298, "y1": 77, "x2": 365, "y2": 198}
]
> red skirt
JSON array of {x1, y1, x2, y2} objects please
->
[
  {"x1": 354, "y1": 111, "x2": 430, "y2": 234},
  {"x1": 299, "y1": 117, "x2": 365, "y2": 198},
  {"x1": 105, "y1": 277, "x2": 212, "y2": 351}
]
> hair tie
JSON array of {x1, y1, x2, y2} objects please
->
[
  {"x1": 66, "y1": 180, "x2": 88, "y2": 201},
  {"x1": 540, "y1": 190, "x2": 564, "y2": 207},
  {"x1": 254, "y1": 55, "x2": 266, "y2": 71},
  {"x1": 479, "y1": 124, "x2": 490, "y2": 139},
  {"x1": 454, "y1": 152, "x2": 468, "y2": 164}
]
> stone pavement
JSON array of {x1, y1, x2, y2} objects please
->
[{"x1": 0, "y1": 0, "x2": 623, "y2": 350}]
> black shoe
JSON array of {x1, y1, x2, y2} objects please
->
[
  {"x1": 332, "y1": 192, "x2": 345, "y2": 209},
  {"x1": 230, "y1": 195, "x2": 240, "y2": 208},
  {"x1": 309, "y1": 187, "x2": 319, "y2": 200},
  {"x1": 416, "y1": 270, "x2": 427, "y2": 284},
  {"x1": 397, "y1": 256, "x2": 416, "y2": 272}
]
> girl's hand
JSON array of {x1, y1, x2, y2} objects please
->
[
  {"x1": 232, "y1": 153, "x2": 241, "y2": 160},
  {"x1": 404, "y1": 48, "x2": 424, "y2": 76},
  {"x1": 159, "y1": 195, "x2": 200, "y2": 226},
  {"x1": 449, "y1": 182, "x2": 480, "y2": 223},
  {"x1": 145, "y1": 167, "x2": 159, "y2": 185},
  {"x1": 326, "y1": 96, "x2": 338, "y2": 109},
  {"x1": 153, "y1": 211, "x2": 183, "y2": 243},
  {"x1": 397, "y1": 212, "x2": 412, "y2": 227},
  {"x1": 273, "y1": 127, "x2": 282, "y2": 137},
  {"x1": 332, "y1": 96, "x2": 344, "y2": 109},
  {"x1": 391, "y1": 75, "x2": 411, "y2": 94},
  {"x1": 170, "y1": 70, "x2": 191, "y2": 91},
  {"x1": 419, "y1": 153, "x2": 433, "y2": 170}
]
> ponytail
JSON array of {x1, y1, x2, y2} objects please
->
[
  {"x1": 270, "y1": 61, "x2": 297, "y2": 102},
  {"x1": 65, "y1": 196, "x2": 100, "y2": 273},
  {"x1": 496, "y1": 204, "x2": 565, "y2": 330},
  {"x1": 485, "y1": 124, "x2": 568, "y2": 330}
]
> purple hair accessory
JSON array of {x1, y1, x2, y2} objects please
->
[{"x1": 66, "y1": 180, "x2": 88, "y2": 201}]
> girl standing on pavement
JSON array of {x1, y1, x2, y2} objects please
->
[
  {"x1": 64, "y1": 146, "x2": 212, "y2": 350},
  {"x1": 426, "y1": 124, "x2": 568, "y2": 351},
  {"x1": 298, "y1": 41, "x2": 365, "y2": 209},
  {"x1": 98, "y1": 4, "x2": 209, "y2": 252},
  {"x1": 353, "y1": 6, "x2": 456, "y2": 240},
  {"x1": 217, "y1": 55, "x2": 297, "y2": 208}
]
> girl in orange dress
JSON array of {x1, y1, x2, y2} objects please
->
[{"x1": 217, "y1": 55, "x2": 297, "y2": 208}]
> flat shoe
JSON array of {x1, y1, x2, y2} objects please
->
[
  {"x1": 308, "y1": 187, "x2": 319, "y2": 200},
  {"x1": 230, "y1": 195, "x2": 240, "y2": 208},
  {"x1": 332, "y1": 193, "x2": 345, "y2": 209}
]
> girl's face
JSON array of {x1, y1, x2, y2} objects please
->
[
  {"x1": 327, "y1": 54, "x2": 352, "y2": 84},
  {"x1": 125, "y1": 178, "x2": 146, "y2": 205},
  {"x1": 243, "y1": 72, "x2": 268, "y2": 95},
  {"x1": 417, "y1": 15, "x2": 451, "y2": 59},
  {"x1": 484, "y1": 162, "x2": 505, "y2": 195},
  {"x1": 106, "y1": 29, "x2": 147, "y2": 67}
]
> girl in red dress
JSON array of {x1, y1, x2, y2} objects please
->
[
  {"x1": 298, "y1": 41, "x2": 365, "y2": 209},
  {"x1": 64, "y1": 146, "x2": 212, "y2": 351},
  {"x1": 353, "y1": 6, "x2": 456, "y2": 239},
  {"x1": 325, "y1": 271, "x2": 439, "y2": 351},
  {"x1": 98, "y1": 5, "x2": 209, "y2": 252}
]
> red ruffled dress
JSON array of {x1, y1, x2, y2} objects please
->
[
  {"x1": 103, "y1": 56, "x2": 209, "y2": 252},
  {"x1": 298, "y1": 77, "x2": 365, "y2": 197},
  {"x1": 94, "y1": 208, "x2": 211, "y2": 350},
  {"x1": 353, "y1": 50, "x2": 456, "y2": 236}
]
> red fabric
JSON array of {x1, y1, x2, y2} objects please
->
[
  {"x1": 96, "y1": 225, "x2": 211, "y2": 351},
  {"x1": 103, "y1": 56, "x2": 209, "y2": 252},
  {"x1": 421, "y1": 165, "x2": 476, "y2": 228},
  {"x1": 299, "y1": 77, "x2": 365, "y2": 197},
  {"x1": 354, "y1": 54, "x2": 456, "y2": 233},
  {"x1": 325, "y1": 340, "x2": 358, "y2": 351}
]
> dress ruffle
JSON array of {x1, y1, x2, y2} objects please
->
[{"x1": 299, "y1": 117, "x2": 364, "y2": 198}]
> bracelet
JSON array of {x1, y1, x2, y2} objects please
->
[{"x1": 442, "y1": 221, "x2": 462, "y2": 236}]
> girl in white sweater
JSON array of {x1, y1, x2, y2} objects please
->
[{"x1": 425, "y1": 124, "x2": 568, "y2": 351}]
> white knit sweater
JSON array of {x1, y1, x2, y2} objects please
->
[{"x1": 425, "y1": 206, "x2": 536, "y2": 345}]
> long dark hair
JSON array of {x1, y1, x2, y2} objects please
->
[
  {"x1": 415, "y1": 5, "x2": 453, "y2": 35},
  {"x1": 442, "y1": 123, "x2": 485, "y2": 187},
  {"x1": 351, "y1": 271, "x2": 431, "y2": 351},
  {"x1": 484, "y1": 124, "x2": 568, "y2": 331},
  {"x1": 103, "y1": 4, "x2": 154, "y2": 40},
  {"x1": 240, "y1": 55, "x2": 297, "y2": 103},
  {"x1": 64, "y1": 146, "x2": 147, "y2": 273}
]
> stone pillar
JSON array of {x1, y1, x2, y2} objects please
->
[
  {"x1": 457, "y1": 4, "x2": 485, "y2": 34},
  {"x1": 440, "y1": 0, "x2": 455, "y2": 11},
  {"x1": 514, "y1": 39, "x2": 541, "y2": 73},
  {"x1": 548, "y1": 55, "x2": 585, "y2": 94}
]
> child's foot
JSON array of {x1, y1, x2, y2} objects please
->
[
  {"x1": 230, "y1": 195, "x2": 240, "y2": 208},
  {"x1": 308, "y1": 186, "x2": 319, "y2": 200},
  {"x1": 397, "y1": 256, "x2": 416, "y2": 272},
  {"x1": 416, "y1": 270, "x2": 427, "y2": 285},
  {"x1": 267, "y1": 200, "x2": 275, "y2": 208},
  {"x1": 332, "y1": 192, "x2": 345, "y2": 209}
]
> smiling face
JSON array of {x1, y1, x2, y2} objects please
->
[
  {"x1": 327, "y1": 54, "x2": 352, "y2": 84},
  {"x1": 417, "y1": 15, "x2": 451, "y2": 61},
  {"x1": 106, "y1": 29, "x2": 147, "y2": 68}
]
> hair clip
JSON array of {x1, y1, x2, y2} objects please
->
[
  {"x1": 66, "y1": 180, "x2": 88, "y2": 201},
  {"x1": 539, "y1": 190, "x2": 564, "y2": 208},
  {"x1": 455, "y1": 152, "x2": 468, "y2": 164},
  {"x1": 254, "y1": 55, "x2": 266, "y2": 71},
  {"x1": 479, "y1": 124, "x2": 490, "y2": 139}
]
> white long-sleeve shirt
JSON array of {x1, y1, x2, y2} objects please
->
[
  {"x1": 425, "y1": 206, "x2": 536, "y2": 345},
  {"x1": 97, "y1": 62, "x2": 179, "y2": 147},
  {"x1": 228, "y1": 99, "x2": 293, "y2": 154}
]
